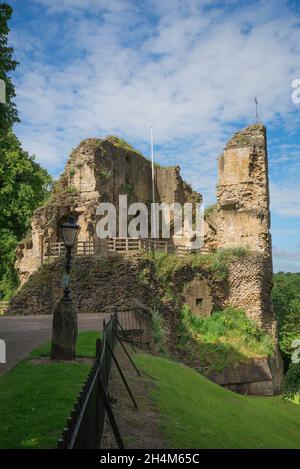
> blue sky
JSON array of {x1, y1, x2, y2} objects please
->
[{"x1": 7, "y1": 0, "x2": 300, "y2": 272}]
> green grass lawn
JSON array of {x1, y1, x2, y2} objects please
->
[
  {"x1": 0, "y1": 331, "x2": 99, "y2": 449},
  {"x1": 2, "y1": 333, "x2": 299, "y2": 450},
  {"x1": 135, "y1": 353, "x2": 300, "y2": 449}
]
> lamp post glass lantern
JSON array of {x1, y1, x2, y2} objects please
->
[
  {"x1": 61, "y1": 214, "x2": 80, "y2": 300},
  {"x1": 61, "y1": 215, "x2": 80, "y2": 247}
]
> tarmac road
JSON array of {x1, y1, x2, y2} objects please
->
[{"x1": 0, "y1": 313, "x2": 110, "y2": 374}]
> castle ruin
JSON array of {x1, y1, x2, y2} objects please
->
[{"x1": 11, "y1": 124, "x2": 284, "y2": 395}]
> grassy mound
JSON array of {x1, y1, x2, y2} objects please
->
[
  {"x1": 178, "y1": 305, "x2": 274, "y2": 373},
  {"x1": 135, "y1": 353, "x2": 300, "y2": 449},
  {"x1": 0, "y1": 331, "x2": 99, "y2": 449}
]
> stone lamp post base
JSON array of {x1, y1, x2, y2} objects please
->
[{"x1": 50, "y1": 298, "x2": 78, "y2": 360}]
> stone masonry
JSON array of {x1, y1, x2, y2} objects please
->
[
  {"x1": 10, "y1": 124, "x2": 284, "y2": 394},
  {"x1": 216, "y1": 124, "x2": 271, "y2": 253},
  {"x1": 203, "y1": 124, "x2": 275, "y2": 334},
  {"x1": 15, "y1": 125, "x2": 276, "y2": 334},
  {"x1": 16, "y1": 136, "x2": 199, "y2": 285}
]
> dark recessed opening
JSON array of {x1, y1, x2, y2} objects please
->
[
  {"x1": 222, "y1": 203, "x2": 236, "y2": 211},
  {"x1": 196, "y1": 298, "x2": 203, "y2": 307}
]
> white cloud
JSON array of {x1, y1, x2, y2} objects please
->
[
  {"x1": 272, "y1": 246, "x2": 300, "y2": 272},
  {"x1": 270, "y1": 182, "x2": 300, "y2": 217},
  {"x1": 9, "y1": 0, "x2": 300, "y2": 211},
  {"x1": 32, "y1": 0, "x2": 134, "y2": 14}
]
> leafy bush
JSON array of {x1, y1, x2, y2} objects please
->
[
  {"x1": 272, "y1": 273, "x2": 300, "y2": 363},
  {"x1": 151, "y1": 308, "x2": 166, "y2": 351},
  {"x1": 282, "y1": 363, "x2": 300, "y2": 400},
  {"x1": 178, "y1": 305, "x2": 274, "y2": 372}
]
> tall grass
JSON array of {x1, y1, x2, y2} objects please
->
[{"x1": 178, "y1": 305, "x2": 274, "y2": 372}]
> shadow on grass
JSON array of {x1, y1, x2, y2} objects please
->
[{"x1": 177, "y1": 330, "x2": 252, "y2": 374}]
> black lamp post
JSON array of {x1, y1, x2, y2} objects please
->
[
  {"x1": 50, "y1": 214, "x2": 80, "y2": 361},
  {"x1": 61, "y1": 214, "x2": 80, "y2": 300}
]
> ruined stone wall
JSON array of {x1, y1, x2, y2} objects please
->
[
  {"x1": 15, "y1": 136, "x2": 198, "y2": 284},
  {"x1": 9, "y1": 255, "x2": 152, "y2": 316},
  {"x1": 183, "y1": 277, "x2": 213, "y2": 317},
  {"x1": 216, "y1": 124, "x2": 271, "y2": 254},
  {"x1": 224, "y1": 255, "x2": 275, "y2": 335},
  {"x1": 210, "y1": 124, "x2": 275, "y2": 333}
]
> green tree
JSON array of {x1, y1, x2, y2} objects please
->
[
  {"x1": 272, "y1": 272, "x2": 300, "y2": 365},
  {"x1": 0, "y1": 132, "x2": 52, "y2": 297},
  {"x1": 0, "y1": 5, "x2": 52, "y2": 298},
  {"x1": 0, "y1": 3, "x2": 19, "y2": 134}
]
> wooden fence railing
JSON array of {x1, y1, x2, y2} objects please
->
[
  {"x1": 45, "y1": 241, "x2": 95, "y2": 258},
  {"x1": 140, "y1": 239, "x2": 169, "y2": 253},
  {"x1": 107, "y1": 237, "x2": 169, "y2": 253},
  {"x1": 45, "y1": 238, "x2": 204, "y2": 259},
  {"x1": 107, "y1": 237, "x2": 141, "y2": 252}
]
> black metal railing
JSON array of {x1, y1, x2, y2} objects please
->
[
  {"x1": 57, "y1": 308, "x2": 149, "y2": 449},
  {"x1": 57, "y1": 313, "x2": 122, "y2": 449}
]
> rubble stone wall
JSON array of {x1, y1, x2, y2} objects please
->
[
  {"x1": 216, "y1": 124, "x2": 271, "y2": 253},
  {"x1": 225, "y1": 255, "x2": 275, "y2": 335},
  {"x1": 16, "y1": 137, "x2": 198, "y2": 284}
]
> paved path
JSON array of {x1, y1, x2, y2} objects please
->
[{"x1": 0, "y1": 314, "x2": 110, "y2": 374}]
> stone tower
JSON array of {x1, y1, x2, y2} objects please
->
[
  {"x1": 216, "y1": 124, "x2": 271, "y2": 255},
  {"x1": 214, "y1": 124, "x2": 277, "y2": 337}
]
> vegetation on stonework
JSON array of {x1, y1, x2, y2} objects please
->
[
  {"x1": 138, "y1": 249, "x2": 262, "y2": 372},
  {"x1": 233, "y1": 134, "x2": 251, "y2": 145},
  {"x1": 178, "y1": 305, "x2": 274, "y2": 373},
  {"x1": 65, "y1": 185, "x2": 78, "y2": 194},
  {"x1": 204, "y1": 203, "x2": 217, "y2": 217},
  {"x1": 120, "y1": 182, "x2": 135, "y2": 197},
  {"x1": 99, "y1": 168, "x2": 112, "y2": 180},
  {"x1": 106, "y1": 135, "x2": 144, "y2": 156},
  {"x1": 148, "y1": 248, "x2": 251, "y2": 284},
  {"x1": 0, "y1": 331, "x2": 99, "y2": 449},
  {"x1": 76, "y1": 159, "x2": 84, "y2": 169},
  {"x1": 135, "y1": 353, "x2": 300, "y2": 449},
  {"x1": 151, "y1": 307, "x2": 166, "y2": 351}
]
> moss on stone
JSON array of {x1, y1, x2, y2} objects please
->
[{"x1": 106, "y1": 135, "x2": 144, "y2": 156}]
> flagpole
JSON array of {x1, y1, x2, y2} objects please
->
[
  {"x1": 150, "y1": 126, "x2": 156, "y2": 237},
  {"x1": 255, "y1": 96, "x2": 259, "y2": 124}
]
